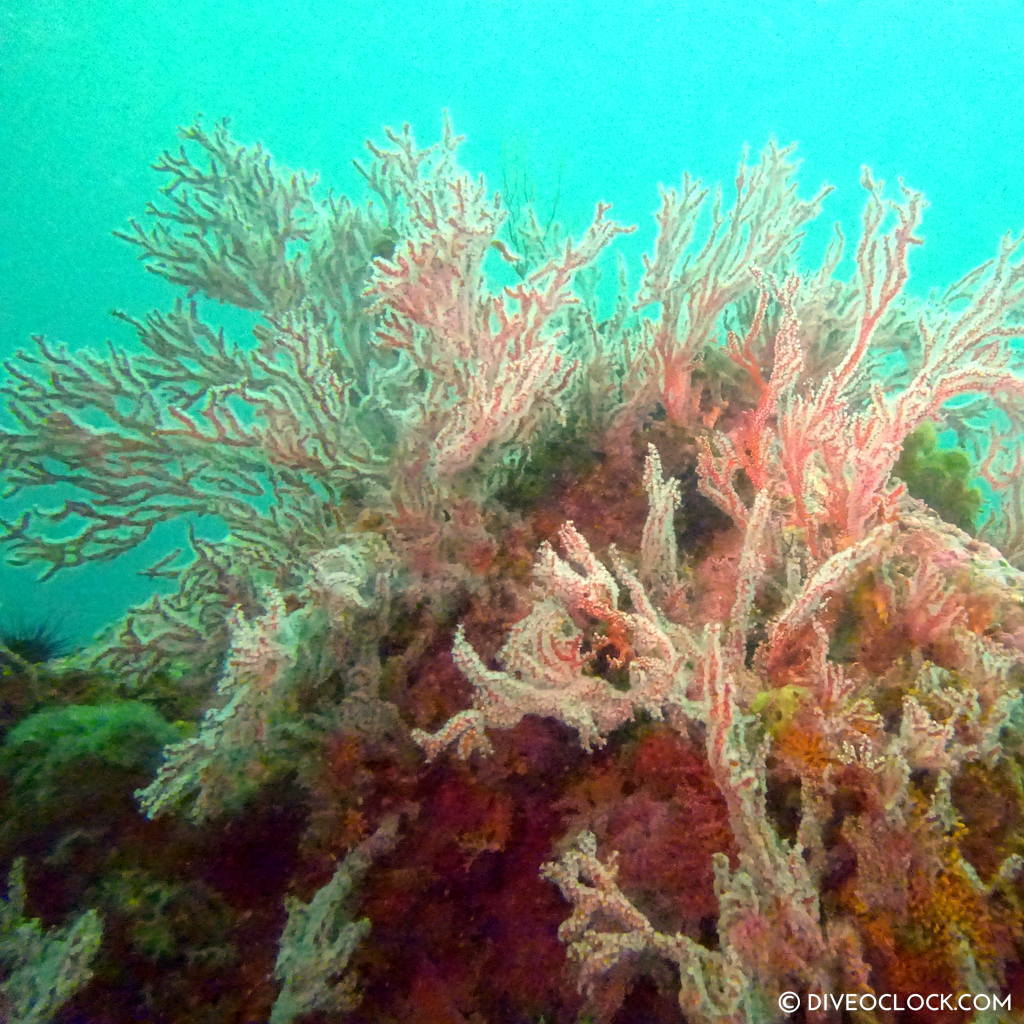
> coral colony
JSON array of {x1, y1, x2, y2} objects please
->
[{"x1": 3, "y1": 117, "x2": 1024, "y2": 1022}]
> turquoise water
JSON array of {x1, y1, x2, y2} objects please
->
[{"x1": 2, "y1": 0, "x2": 1024, "y2": 638}]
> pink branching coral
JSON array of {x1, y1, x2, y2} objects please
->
[
  {"x1": 4, "y1": 119, "x2": 1024, "y2": 1022},
  {"x1": 368, "y1": 124, "x2": 628, "y2": 481}
]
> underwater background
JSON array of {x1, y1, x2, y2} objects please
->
[
  {"x1": 5, "y1": 2, "x2": 1024, "y2": 1022},
  {"x1": 6, "y1": 0, "x2": 1024, "y2": 641}
]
